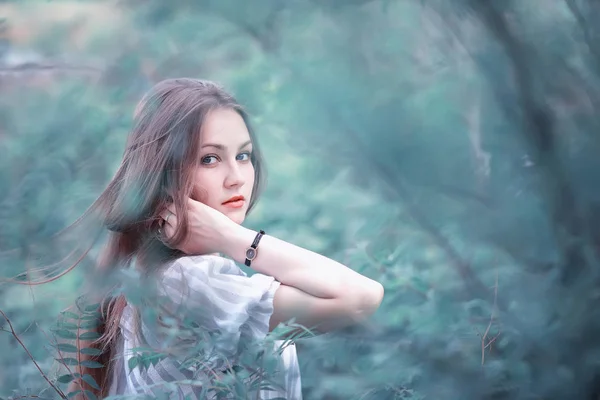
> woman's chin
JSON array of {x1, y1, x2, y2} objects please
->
[
  {"x1": 218, "y1": 205, "x2": 246, "y2": 225},
  {"x1": 226, "y1": 213, "x2": 245, "y2": 225}
]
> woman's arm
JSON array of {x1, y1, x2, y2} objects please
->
[
  {"x1": 223, "y1": 225, "x2": 384, "y2": 332},
  {"x1": 160, "y1": 199, "x2": 384, "y2": 333}
]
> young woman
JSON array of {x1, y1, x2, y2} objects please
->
[{"x1": 64, "y1": 78, "x2": 384, "y2": 399}]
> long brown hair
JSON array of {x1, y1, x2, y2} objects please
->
[{"x1": 50, "y1": 78, "x2": 266, "y2": 397}]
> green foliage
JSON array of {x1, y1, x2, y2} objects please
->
[{"x1": 1, "y1": 0, "x2": 600, "y2": 399}]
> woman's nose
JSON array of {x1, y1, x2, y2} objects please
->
[{"x1": 224, "y1": 164, "x2": 245, "y2": 188}]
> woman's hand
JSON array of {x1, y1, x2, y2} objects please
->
[{"x1": 158, "y1": 198, "x2": 237, "y2": 255}]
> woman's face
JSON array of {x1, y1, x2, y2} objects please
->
[{"x1": 192, "y1": 108, "x2": 255, "y2": 225}]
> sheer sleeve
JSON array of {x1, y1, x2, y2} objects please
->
[{"x1": 158, "y1": 255, "x2": 280, "y2": 357}]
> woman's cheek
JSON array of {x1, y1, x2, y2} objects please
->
[{"x1": 191, "y1": 185, "x2": 209, "y2": 204}]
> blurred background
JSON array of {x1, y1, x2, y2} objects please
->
[{"x1": 1, "y1": 0, "x2": 600, "y2": 399}]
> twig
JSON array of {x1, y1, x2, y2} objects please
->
[
  {"x1": 484, "y1": 332, "x2": 501, "y2": 350},
  {"x1": 36, "y1": 320, "x2": 84, "y2": 395},
  {"x1": 0, "y1": 63, "x2": 102, "y2": 74},
  {"x1": 480, "y1": 272, "x2": 499, "y2": 365},
  {"x1": 0, "y1": 309, "x2": 67, "y2": 399}
]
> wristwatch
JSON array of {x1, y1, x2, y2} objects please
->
[{"x1": 245, "y1": 230, "x2": 265, "y2": 266}]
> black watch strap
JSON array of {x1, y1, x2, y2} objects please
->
[{"x1": 245, "y1": 230, "x2": 265, "y2": 266}]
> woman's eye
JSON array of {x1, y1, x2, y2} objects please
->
[
  {"x1": 237, "y1": 152, "x2": 251, "y2": 162},
  {"x1": 201, "y1": 155, "x2": 219, "y2": 165}
]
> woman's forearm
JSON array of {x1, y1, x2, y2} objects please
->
[{"x1": 222, "y1": 225, "x2": 383, "y2": 307}]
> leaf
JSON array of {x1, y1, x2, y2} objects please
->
[
  {"x1": 57, "y1": 374, "x2": 75, "y2": 384},
  {"x1": 142, "y1": 357, "x2": 152, "y2": 370},
  {"x1": 129, "y1": 346, "x2": 153, "y2": 353},
  {"x1": 82, "y1": 391, "x2": 98, "y2": 400},
  {"x1": 56, "y1": 343, "x2": 78, "y2": 353},
  {"x1": 51, "y1": 329, "x2": 77, "y2": 339},
  {"x1": 80, "y1": 347, "x2": 103, "y2": 356},
  {"x1": 56, "y1": 357, "x2": 79, "y2": 366},
  {"x1": 78, "y1": 331, "x2": 101, "y2": 340},
  {"x1": 60, "y1": 311, "x2": 81, "y2": 320},
  {"x1": 80, "y1": 313, "x2": 102, "y2": 321},
  {"x1": 128, "y1": 356, "x2": 139, "y2": 371},
  {"x1": 141, "y1": 352, "x2": 166, "y2": 362},
  {"x1": 84, "y1": 303, "x2": 101, "y2": 312},
  {"x1": 78, "y1": 320, "x2": 100, "y2": 329},
  {"x1": 57, "y1": 322, "x2": 80, "y2": 330},
  {"x1": 82, "y1": 374, "x2": 101, "y2": 390},
  {"x1": 67, "y1": 390, "x2": 82, "y2": 399},
  {"x1": 80, "y1": 360, "x2": 104, "y2": 368}
]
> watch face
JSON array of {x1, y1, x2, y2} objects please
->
[{"x1": 246, "y1": 248, "x2": 256, "y2": 260}]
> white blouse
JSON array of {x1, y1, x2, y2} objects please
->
[{"x1": 108, "y1": 255, "x2": 302, "y2": 399}]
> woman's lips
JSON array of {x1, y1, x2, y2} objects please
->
[{"x1": 223, "y1": 199, "x2": 245, "y2": 209}]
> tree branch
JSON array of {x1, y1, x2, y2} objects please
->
[
  {"x1": 0, "y1": 62, "x2": 102, "y2": 76},
  {"x1": 471, "y1": 0, "x2": 589, "y2": 283},
  {"x1": 0, "y1": 309, "x2": 67, "y2": 399},
  {"x1": 36, "y1": 321, "x2": 84, "y2": 396},
  {"x1": 565, "y1": 0, "x2": 600, "y2": 71},
  {"x1": 480, "y1": 272, "x2": 500, "y2": 365}
]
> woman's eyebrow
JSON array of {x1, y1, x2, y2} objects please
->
[{"x1": 201, "y1": 140, "x2": 252, "y2": 150}]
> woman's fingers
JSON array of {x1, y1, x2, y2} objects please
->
[
  {"x1": 157, "y1": 205, "x2": 179, "y2": 241},
  {"x1": 166, "y1": 203, "x2": 177, "y2": 216},
  {"x1": 159, "y1": 203, "x2": 177, "y2": 222},
  {"x1": 159, "y1": 210, "x2": 177, "y2": 227}
]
